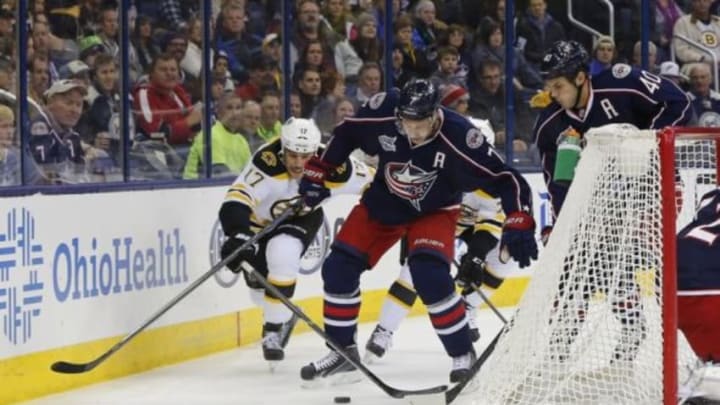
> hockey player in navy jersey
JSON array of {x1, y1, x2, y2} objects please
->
[
  {"x1": 677, "y1": 187, "x2": 720, "y2": 363},
  {"x1": 297, "y1": 78, "x2": 538, "y2": 384},
  {"x1": 533, "y1": 41, "x2": 692, "y2": 368}
]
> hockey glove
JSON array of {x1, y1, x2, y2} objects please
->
[
  {"x1": 500, "y1": 211, "x2": 538, "y2": 268},
  {"x1": 455, "y1": 254, "x2": 486, "y2": 288},
  {"x1": 299, "y1": 157, "x2": 332, "y2": 208},
  {"x1": 221, "y1": 231, "x2": 257, "y2": 273}
]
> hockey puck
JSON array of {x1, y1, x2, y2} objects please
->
[{"x1": 334, "y1": 396, "x2": 351, "y2": 403}]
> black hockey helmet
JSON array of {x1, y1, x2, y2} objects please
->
[
  {"x1": 397, "y1": 78, "x2": 440, "y2": 120},
  {"x1": 540, "y1": 40, "x2": 590, "y2": 80}
]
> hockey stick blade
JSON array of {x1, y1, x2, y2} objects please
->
[{"x1": 50, "y1": 205, "x2": 298, "y2": 374}]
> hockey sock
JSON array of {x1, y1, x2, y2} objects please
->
[
  {"x1": 409, "y1": 254, "x2": 471, "y2": 357},
  {"x1": 378, "y1": 264, "x2": 418, "y2": 332},
  {"x1": 322, "y1": 248, "x2": 365, "y2": 347},
  {"x1": 264, "y1": 235, "x2": 302, "y2": 324}
]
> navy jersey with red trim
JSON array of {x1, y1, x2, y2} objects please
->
[
  {"x1": 534, "y1": 64, "x2": 692, "y2": 216},
  {"x1": 677, "y1": 188, "x2": 720, "y2": 291},
  {"x1": 320, "y1": 90, "x2": 532, "y2": 225},
  {"x1": 28, "y1": 117, "x2": 85, "y2": 165}
]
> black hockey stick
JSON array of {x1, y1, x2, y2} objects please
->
[
  {"x1": 241, "y1": 262, "x2": 448, "y2": 399},
  {"x1": 50, "y1": 205, "x2": 299, "y2": 374},
  {"x1": 452, "y1": 259, "x2": 508, "y2": 325}
]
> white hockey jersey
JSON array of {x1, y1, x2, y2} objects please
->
[
  {"x1": 457, "y1": 189, "x2": 505, "y2": 239},
  {"x1": 223, "y1": 138, "x2": 373, "y2": 229}
]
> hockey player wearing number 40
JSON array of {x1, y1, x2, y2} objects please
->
[
  {"x1": 533, "y1": 41, "x2": 691, "y2": 372},
  {"x1": 297, "y1": 78, "x2": 538, "y2": 385},
  {"x1": 218, "y1": 118, "x2": 372, "y2": 369}
]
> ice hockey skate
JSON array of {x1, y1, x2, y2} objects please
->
[
  {"x1": 364, "y1": 325, "x2": 393, "y2": 363},
  {"x1": 449, "y1": 348, "x2": 476, "y2": 383},
  {"x1": 300, "y1": 345, "x2": 362, "y2": 387}
]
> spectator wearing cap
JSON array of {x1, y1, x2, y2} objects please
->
[
  {"x1": 440, "y1": 84, "x2": 496, "y2": 145},
  {"x1": 183, "y1": 93, "x2": 251, "y2": 179},
  {"x1": 258, "y1": 91, "x2": 282, "y2": 142},
  {"x1": 78, "y1": 35, "x2": 105, "y2": 68},
  {"x1": 590, "y1": 36, "x2": 616, "y2": 76},
  {"x1": 235, "y1": 56, "x2": 279, "y2": 103},
  {"x1": 659, "y1": 61, "x2": 688, "y2": 87},
  {"x1": 687, "y1": 62, "x2": 720, "y2": 127},
  {"x1": 214, "y1": 2, "x2": 258, "y2": 84},
  {"x1": 132, "y1": 53, "x2": 201, "y2": 148},
  {"x1": 213, "y1": 51, "x2": 236, "y2": 93},
  {"x1": 59, "y1": 60, "x2": 91, "y2": 90},
  {"x1": 29, "y1": 79, "x2": 88, "y2": 184},
  {"x1": 430, "y1": 46, "x2": 466, "y2": 90},
  {"x1": 131, "y1": 15, "x2": 161, "y2": 74}
]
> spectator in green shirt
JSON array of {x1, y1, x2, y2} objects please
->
[
  {"x1": 258, "y1": 91, "x2": 282, "y2": 142},
  {"x1": 183, "y1": 94, "x2": 251, "y2": 179}
]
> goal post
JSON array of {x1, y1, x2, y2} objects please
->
[{"x1": 472, "y1": 124, "x2": 720, "y2": 404}]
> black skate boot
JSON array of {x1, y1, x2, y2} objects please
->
[
  {"x1": 364, "y1": 325, "x2": 393, "y2": 363},
  {"x1": 300, "y1": 345, "x2": 362, "y2": 386},
  {"x1": 262, "y1": 323, "x2": 284, "y2": 363},
  {"x1": 278, "y1": 313, "x2": 299, "y2": 348},
  {"x1": 449, "y1": 348, "x2": 477, "y2": 383}
]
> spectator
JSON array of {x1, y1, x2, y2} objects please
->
[
  {"x1": 28, "y1": 54, "x2": 51, "y2": 104},
  {"x1": 214, "y1": 2, "x2": 258, "y2": 83},
  {"x1": 673, "y1": 0, "x2": 720, "y2": 64},
  {"x1": 131, "y1": 15, "x2": 160, "y2": 74},
  {"x1": 31, "y1": 19, "x2": 59, "y2": 83},
  {"x1": 58, "y1": 60, "x2": 91, "y2": 89},
  {"x1": 294, "y1": 39, "x2": 338, "y2": 83},
  {"x1": 469, "y1": 60, "x2": 535, "y2": 151},
  {"x1": 78, "y1": 35, "x2": 105, "y2": 68},
  {"x1": 440, "y1": 83, "x2": 496, "y2": 145},
  {"x1": 350, "y1": 12, "x2": 383, "y2": 63},
  {"x1": 213, "y1": 50, "x2": 236, "y2": 93},
  {"x1": 97, "y1": 4, "x2": 142, "y2": 82},
  {"x1": 472, "y1": 17, "x2": 543, "y2": 95},
  {"x1": 395, "y1": 14, "x2": 433, "y2": 78},
  {"x1": 289, "y1": 91, "x2": 303, "y2": 118},
  {"x1": 411, "y1": 0, "x2": 443, "y2": 54},
  {"x1": 438, "y1": 24, "x2": 472, "y2": 83},
  {"x1": 390, "y1": 43, "x2": 412, "y2": 89},
  {"x1": 240, "y1": 100, "x2": 264, "y2": 151},
  {"x1": 236, "y1": 56, "x2": 279, "y2": 103},
  {"x1": 0, "y1": 57, "x2": 16, "y2": 93},
  {"x1": 258, "y1": 91, "x2": 283, "y2": 141},
  {"x1": 589, "y1": 35, "x2": 616, "y2": 76},
  {"x1": 659, "y1": 60, "x2": 688, "y2": 87},
  {"x1": 314, "y1": 70, "x2": 348, "y2": 136},
  {"x1": 0, "y1": 103, "x2": 20, "y2": 185},
  {"x1": 430, "y1": 46, "x2": 466, "y2": 89},
  {"x1": 132, "y1": 53, "x2": 201, "y2": 148},
  {"x1": 295, "y1": 65, "x2": 323, "y2": 118},
  {"x1": 631, "y1": 41, "x2": 659, "y2": 73},
  {"x1": 516, "y1": 0, "x2": 566, "y2": 70},
  {"x1": 77, "y1": 53, "x2": 123, "y2": 170},
  {"x1": 655, "y1": 0, "x2": 684, "y2": 58},
  {"x1": 323, "y1": 0, "x2": 354, "y2": 39},
  {"x1": 160, "y1": 31, "x2": 200, "y2": 101},
  {"x1": 181, "y1": 17, "x2": 207, "y2": 81},
  {"x1": 290, "y1": 0, "x2": 339, "y2": 75},
  {"x1": 159, "y1": 0, "x2": 199, "y2": 33},
  {"x1": 183, "y1": 93, "x2": 251, "y2": 179},
  {"x1": 29, "y1": 79, "x2": 87, "y2": 184},
  {"x1": 349, "y1": 62, "x2": 382, "y2": 108},
  {"x1": 688, "y1": 62, "x2": 720, "y2": 127}
]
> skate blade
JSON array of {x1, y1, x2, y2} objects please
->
[
  {"x1": 267, "y1": 360, "x2": 281, "y2": 373},
  {"x1": 363, "y1": 351, "x2": 381, "y2": 365},
  {"x1": 299, "y1": 370, "x2": 362, "y2": 389}
]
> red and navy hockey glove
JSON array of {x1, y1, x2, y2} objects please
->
[
  {"x1": 500, "y1": 211, "x2": 538, "y2": 268},
  {"x1": 299, "y1": 156, "x2": 332, "y2": 208}
]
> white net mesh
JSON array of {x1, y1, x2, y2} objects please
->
[{"x1": 473, "y1": 124, "x2": 707, "y2": 404}]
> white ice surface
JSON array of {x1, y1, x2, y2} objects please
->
[{"x1": 21, "y1": 309, "x2": 511, "y2": 405}]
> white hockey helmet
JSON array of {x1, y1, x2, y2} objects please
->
[{"x1": 280, "y1": 117, "x2": 322, "y2": 154}]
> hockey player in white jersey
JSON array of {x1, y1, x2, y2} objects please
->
[
  {"x1": 365, "y1": 189, "x2": 516, "y2": 362},
  {"x1": 218, "y1": 118, "x2": 372, "y2": 367}
]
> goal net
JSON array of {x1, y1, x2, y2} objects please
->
[{"x1": 473, "y1": 124, "x2": 719, "y2": 404}]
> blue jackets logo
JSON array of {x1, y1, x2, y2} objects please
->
[{"x1": 0, "y1": 208, "x2": 44, "y2": 345}]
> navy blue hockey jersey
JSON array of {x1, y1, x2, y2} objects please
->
[
  {"x1": 534, "y1": 63, "x2": 692, "y2": 216},
  {"x1": 320, "y1": 90, "x2": 532, "y2": 225},
  {"x1": 677, "y1": 188, "x2": 720, "y2": 292}
]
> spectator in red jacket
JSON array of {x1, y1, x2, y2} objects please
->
[{"x1": 132, "y1": 53, "x2": 202, "y2": 147}]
